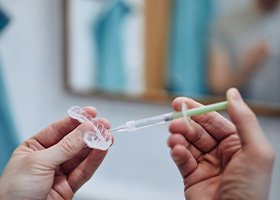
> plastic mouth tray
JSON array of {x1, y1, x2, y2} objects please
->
[{"x1": 68, "y1": 106, "x2": 113, "y2": 151}]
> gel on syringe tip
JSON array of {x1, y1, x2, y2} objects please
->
[{"x1": 109, "y1": 101, "x2": 228, "y2": 133}]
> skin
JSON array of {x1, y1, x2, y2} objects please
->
[
  {"x1": 0, "y1": 107, "x2": 113, "y2": 200},
  {"x1": 257, "y1": 0, "x2": 280, "y2": 12},
  {"x1": 209, "y1": 41, "x2": 269, "y2": 95},
  {"x1": 0, "y1": 90, "x2": 275, "y2": 200},
  {"x1": 208, "y1": 0, "x2": 280, "y2": 95},
  {"x1": 168, "y1": 88, "x2": 275, "y2": 200}
]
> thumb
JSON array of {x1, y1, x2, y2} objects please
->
[
  {"x1": 41, "y1": 122, "x2": 93, "y2": 166},
  {"x1": 226, "y1": 88, "x2": 265, "y2": 147}
]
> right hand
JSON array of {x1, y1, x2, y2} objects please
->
[{"x1": 168, "y1": 88, "x2": 275, "y2": 200}]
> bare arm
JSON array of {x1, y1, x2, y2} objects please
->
[
  {"x1": 208, "y1": 42, "x2": 268, "y2": 95},
  {"x1": 208, "y1": 47, "x2": 249, "y2": 94}
]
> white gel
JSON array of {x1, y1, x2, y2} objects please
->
[{"x1": 67, "y1": 106, "x2": 112, "y2": 151}]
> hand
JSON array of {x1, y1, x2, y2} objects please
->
[
  {"x1": 168, "y1": 88, "x2": 275, "y2": 200},
  {"x1": 0, "y1": 107, "x2": 113, "y2": 200},
  {"x1": 241, "y1": 42, "x2": 268, "y2": 74}
]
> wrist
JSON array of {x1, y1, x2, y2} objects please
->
[
  {"x1": 217, "y1": 171, "x2": 270, "y2": 200},
  {"x1": 0, "y1": 177, "x2": 11, "y2": 200}
]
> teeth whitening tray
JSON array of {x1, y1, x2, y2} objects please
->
[{"x1": 68, "y1": 101, "x2": 228, "y2": 151}]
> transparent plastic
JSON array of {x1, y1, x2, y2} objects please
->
[
  {"x1": 109, "y1": 113, "x2": 173, "y2": 133},
  {"x1": 68, "y1": 106, "x2": 112, "y2": 151}
]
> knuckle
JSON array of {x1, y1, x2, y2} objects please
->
[
  {"x1": 169, "y1": 121, "x2": 178, "y2": 133},
  {"x1": 24, "y1": 152, "x2": 42, "y2": 167},
  {"x1": 191, "y1": 130, "x2": 203, "y2": 144},
  {"x1": 77, "y1": 168, "x2": 90, "y2": 181},
  {"x1": 167, "y1": 136, "x2": 173, "y2": 147},
  {"x1": 252, "y1": 143, "x2": 275, "y2": 164},
  {"x1": 261, "y1": 145, "x2": 275, "y2": 162},
  {"x1": 267, "y1": 145, "x2": 276, "y2": 159},
  {"x1": 59, "y1": 136, "x2": 76, "y2": 155},
  {"x1": 48, "y1": 122, "x2": 58, "y2": 133}
]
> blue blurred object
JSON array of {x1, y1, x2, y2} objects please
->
[
  {"x1": 167, "y1": 0, "x2": 212, "y2": 97},
  {"x1": 0, "y1": 9, "x2": 18, "y2": 173},
  {"x1": 93, "y1": 0, "x2": 130, "y2": 93},
  {"x1": 0, "y1": 8, "x2": 9, "y2": 31}
]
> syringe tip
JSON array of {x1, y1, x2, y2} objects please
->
[
  {"x1": 109, "y1": 124, "x2": 128, "y2": 133},
  {"x1": 126, "y1": 121, "x2": 136, "y2": 132}
]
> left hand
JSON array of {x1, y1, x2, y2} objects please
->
[{"x1": 0, "y1": 106, "x2": 112, "y2": 200}]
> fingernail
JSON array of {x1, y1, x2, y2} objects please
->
[{"x1": 228, "y1": 88, "x2": 242, "y2": 102}]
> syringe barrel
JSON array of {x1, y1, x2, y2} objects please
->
[{"x1": 126, "y1": 112, "x2": 174, "y2": 132}]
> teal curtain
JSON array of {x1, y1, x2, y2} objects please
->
[
  {"x1": 93, "y1": 0, "x2": 130, "y2": 93},
  {"x1": 167, "y1": 0, "x2": 212, "y2": 97},
  {"x1": 0, "y1": 9, "x2": 18, "y2": 173},
  {"x1": 0, "y1": 9, "x2": 9, "y2": 30}
]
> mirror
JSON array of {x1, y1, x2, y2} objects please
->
[{"x1": 63, "y1": 0, "x2": 280, "y2": 116}]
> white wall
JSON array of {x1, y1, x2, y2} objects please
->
[{"x1": 0, "y1": 1, "x2": 279, "y2": 200}]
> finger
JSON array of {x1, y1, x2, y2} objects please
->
[
  {"x1": 167, "y1": 133, "x2": 188, "y2": 147},
  {"x1": 60, "y1": 118, "x2": 111, "y2": 174},
  {"x1": 22, "y1": 137, "x2": 46, "y2": 151},
  {"x1": 184, "y1": 161, "x2": 220, "y2": 189},
  {"x1": 172, "y1": 97, "x2": 236, "y2": 140},
  {"x1": 226, "y1": 88, "x2": 266, "y2": 147},
  {"x1": 42, "y1": 122, "x2": 94, "y2": 166},
  {"x1": 217, "y1": 134, "x2": 241, "y2": 169},
  {"x1": 32, "y1": 107, "x2": 97, "y2": 148},
  {"x1": 171, "y1": 144, "x2": 197, "y2": 179},
  {"x1": 168, "y1": 134, "x2": 202, "y2": 160},
  {"x1": 67, "y1": 149, "x2": 108, "y2": 192},
  {"x1": 98, "y1": 118, "x2": 115, "y2": 145},
  {"x1": 169, "y1": 118, "x2": 217, "y2": 153},
  {"x1": 98, "y1": 118, "x2": 110, "y2": 129},
  {"x1": 60, "y1": 147, "x2": 92, "y2": 174}
]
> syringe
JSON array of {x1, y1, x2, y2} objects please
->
[{"x1": 109, "y1": 101, "x2": 228, "y2": 133}]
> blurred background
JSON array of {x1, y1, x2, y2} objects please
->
[{"x1": 0, "y1": 0, "x2": 279, "y2": 199}]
